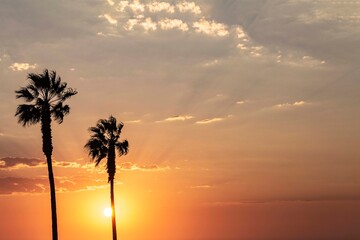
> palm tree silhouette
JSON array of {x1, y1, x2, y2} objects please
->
[
  {"x1": 84, "y1": 116, "x2": 129, "y2": 240},
  {"x1": 15, "y1": 69, "x2": 77, "y2": 240}
]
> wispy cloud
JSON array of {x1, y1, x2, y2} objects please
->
[
  {"x1": 0, "y1": 175, "x2": 110, "y2": 195},
  {"x1": 236, "y1": 100, "x2": 247, "y2": 105},
  {"x1": 119, "y1": 162, "x2": 169, "y2": 171},
  {"x1": 157, "y1": 114, "x2": 194, "y2": 123},
  {"x1": 0, "y1": 157, "x2": 43, "y2": 169},
  {"x1": 125, "y1": 119, "x2": 142, "y2": 124},
  {"x1": 202, "y1": 59, "x2": 219, "y2": 67},
  {"x1": 190, "y1": 185, "x2": 212, "y2": 189},
  {"x1": 195, "y1": 118, "x2": 224, "y2": 125},
  {"x1": 0, "y1": 157, "x2": 83, "y2": 170},
  {"x1": 275, "y1": 101, "x2": 307, "y2": 109},
  {"x1": 99, "y1": 14, "x2": 118, "y2": 25},
  {"x1": 206, "y1": 94, "x2": 228, "y2": 102}
]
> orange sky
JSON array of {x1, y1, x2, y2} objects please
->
[{"x1": 1, "y1": 0, "x2": 360, "y2": 239}]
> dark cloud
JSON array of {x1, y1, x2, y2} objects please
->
[
  {"x1": 0, "y1": 158, "x2": 169, "y2": 194},
  {"x1": 208, "y1": 196, "x2": 360, "y2": 207},
  {"x1": 0, "y1": 157, "x2": 85, "y2": 170},
  {"x1": 0, "y1": 177, "x2": 48, "y2": 194},
  {"x1": 0, "y1": 175, "x2": 109, "y2": 195},
  {"x1": 0, "y1": 157, "x2": 44, "y2": 168}
]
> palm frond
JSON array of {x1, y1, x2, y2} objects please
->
[
  {"x1": 56, "y1": 82, "x2": 67, "y2": 95},
  {"x1": 99, "y1": 118, "x2": 111, "y2": 131},
  {"x1": 116, "y1": 122, "x2": 124, "y2": 136},
  {"x1": 51, "y1": 102, "x2": 70, "y2": 123},
  {"x1": 28, "y1": 69, "x2": 50, "y2": 90},
  {"x1": 89, "y1": 127, "x2": 108, "y2": 144},
  {"x1": 115, "y1": 140, "x2": 129, "y2": 156},
  {"x1": 27, "y1": 84, "x2": 40, "y2": 98},
  {"x1": 84, "y1": 138, "x2": 108, "y2": 164},
  {"x1": 15, "y1": 104, "x2": 41, "y2": 126},
  {"x1": 49, "y1": 71, "x2": 61, "y2": 95},
  {"x1": 95, "y1": 122, "x2": 106, "y2": 133},
  {"x1": 15, "y1": 87, "x2": 36, "y2": 102},
  {"x1": 61, "y1": 88, "x2": 78, "y2": 101}
]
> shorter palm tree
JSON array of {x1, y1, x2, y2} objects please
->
[{"x1": 84, "y1": 116, "x2": 129, "y2": 240}]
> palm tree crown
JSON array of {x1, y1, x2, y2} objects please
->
[
  {"x1": 15, "y1": 69, "x2": 77, "y2": 126},
  {"x1": 85, "y1": 115, "x2": 129, "y2": 182}
]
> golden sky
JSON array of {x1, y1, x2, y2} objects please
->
[{"x1": 1, "y1": 0, "x2": 360, "y2": 239}]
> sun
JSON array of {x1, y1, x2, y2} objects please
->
[{"x1": 103, "y1": 207, "x2": 112, "y2": 217}]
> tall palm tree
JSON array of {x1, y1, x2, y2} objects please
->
[
  {"x1": 15, "y1": 69, "x2": 77, "y2": 240},
  {"x1": 84, "y1": 116, "x2": 129, "y2": 240}
]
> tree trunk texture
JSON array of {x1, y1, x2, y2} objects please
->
[
  {"x1": 41, "y1": 106, "x2": 58, "y2": 240},
  {"x1": 110, "y1": 179, "x2": 117, "y2": 240},
  {"x1": 108, "y1": 142, "x2": 117, "y2": 240}
]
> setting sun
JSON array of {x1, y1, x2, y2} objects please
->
[{"x1": 103, "y1": 207, "x2": 112, "y2": 218}]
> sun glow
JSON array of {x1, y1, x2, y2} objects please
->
[{"x1": 103, "y1": 207, "x2": 112, "y2": 217}]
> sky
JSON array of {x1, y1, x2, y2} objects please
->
[{"x1": 0, "y1": 0, "x2": 360, "y2": 239}]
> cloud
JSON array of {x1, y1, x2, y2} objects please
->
[
  {"x1": 107, "y1": 0, "x2": 115, "y2": 6},
  {"x1": 236, "y1": 27, "x2": 248, "y2": 40},
  {"x1": 99, "y1": 14, "x2": 118, "y2": 25},
  {"x1": 124, "y1": 18, "x2": 140, "y2": 31},
  {"x1": 101, "y1": 0, "x2": 233, "y2": 38},
  {"x1": 53, "y1": 161, "x2": 82, "y2": 168},
  {"x1": 0, "y1": 157, "x2": 43, "y2": 169},
  {"x1": 128, "y1": 0, "x2": 146, "y2": 14},
  {"x1": 140, "y1": 17, "x2": 157, "y2": 32},
  {"x1": 0, "y1": 157, "x2": 84, "y2": 170},
  {"x1": 190, "y1": 185, "x2": 212, "y2": 189},
  {"x1": 176, "y1": 1, "x2": 201, "y2": 15},
  {"x1": 195, "y1": 118, "x2": 224, "y2": 125},
  {"x1": 158, "y1": 18, "x2": 189, "y2": 31},
  {"x1": 193, "y1": 18, "x2": 229, "y2": 37},
  {"x1": 0, "y1": 175, "x2": 111, "y2": 195},
  {"x1": 206, "y1": 93, "x2": 228, "y2": 102},
  {"x1": 202, "y1": 59, "x2": 219, "y2": 67},
  {"x1": 125, "y1": 119, "x2": 142, "y2": 123},
  {"x1": 275, "y1": 101, "x2": 307, "y2": 109},
  {"x1": 207, "y1": 196, "x2": 360, "y2": 207},
  {"x1": 0, "y1": 177, "x2": 48, "y2": 195},
  {"x1": 147, "y1": 1, "x2": 175, "y2": 13},
  {"x1": 124, "y1": 17, "x2": 158, "y2": 31},
  {"x1": 9, "y1": 63, "x2": 37, "y2": 71},
  {"x1": 157, "y1": 114, "x2": 194, "y2": 123},
  {"x1": 115, "y1": 1, "x2": 129, "y2": 12},
  {"x1": 236, "y1": 100, "x2": 246, "y2": 105},
  {"x1": 119, "y1": 162, "x2": 169, "y2": 171}
]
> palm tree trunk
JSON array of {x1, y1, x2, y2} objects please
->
[
  {"x1": 110, "y1": 179, "x2": 117, "y2": 240},
  {"x1": 47, "y1": 154, "x2": 58, "y2": 240},
  {"x1": 41, "y1": 106, "x2": 58, "y2": 240}
]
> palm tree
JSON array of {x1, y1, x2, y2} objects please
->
[
  {"x1": 15, "y1": 69, "x2": 77, "y2": 240},
  {"x1": 84, "y1": 116, "x2": 129, "y2": 240}
]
